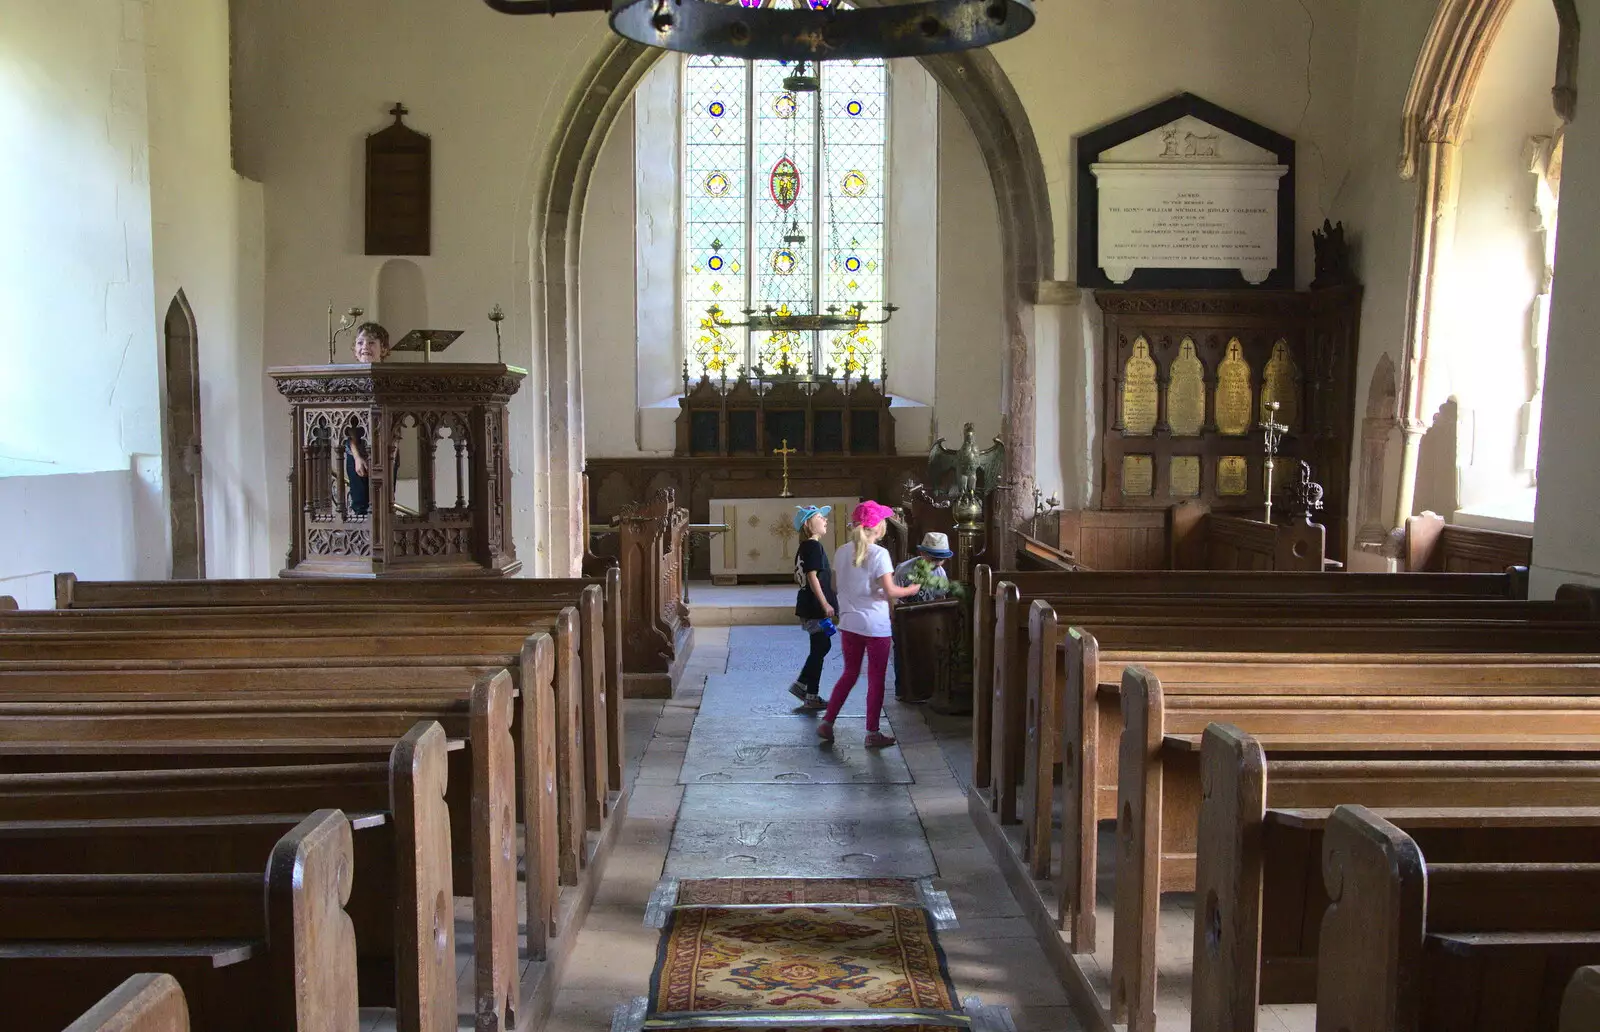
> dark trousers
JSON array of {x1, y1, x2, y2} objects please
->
[{"x1": 798, "y1": 630, "x2": 832, "y2": 693}]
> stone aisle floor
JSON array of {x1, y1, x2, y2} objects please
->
[{"x1": 546, "y1": 624, "x2": 1087, "y2": 1032}]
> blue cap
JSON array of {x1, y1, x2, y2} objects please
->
[{"x1": 793, "y1": 504, "x2": 832, "y2": 532}]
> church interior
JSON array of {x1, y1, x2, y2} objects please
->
[{"x1": 5, "y1": 0, "x2": 1600, "y2": 1030}]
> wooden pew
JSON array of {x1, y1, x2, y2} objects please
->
[
  {"x1": 1405, "y1": 510, "x2": 1534, "y2": 573},
  {"x1": 0, "y1": 625, "x2": 579, "y2": 933},
  {"x1": 20, "y1": 585, "x2": 625, "y2": 800},
  {"x1": 1034, "y1": 620, "x2": 1600, "y2": 948},
  {"x1": 1193, "y1": 724, "x2": 1600, "y2": 1032},
  {"x1": 989, "y1": 591, "x2": 1599, "y2": 827},
  {"x1": 1111, "y1": 672, "x2": 1600, "y2": 1032},
  {"x1": 53, "y1": 566, "x2": 637, "y2": 714},
  {"x1": 0, "y1": 673, "x2": 522, "y2": 1032},
  {"x1": 0, "y1": 809, "x2": 357, "y2": 1032},
  {"x1": 1319, "y1": 805, "x2": 1600, "y2": 1032},
  {"x1": 969, "y1": 563, "x2": 1532, "y2": 792},
  {"x1": 65, "y1": 973, "x2": 189, "y2": 1032},
  {"x1": 0, "y1": 723, "x2": 459, "y2": 1032},
  {"x1": 1565, "y1": 967, "x2": 1600, "y2": 1032},
  {"x1": 1049, "y1": 504, "x2": 1327, "y2": 572}
]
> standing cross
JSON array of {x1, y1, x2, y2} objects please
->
[
  {"x1": 1260, "y1": 401, "x2": 1289, "y2": 524},
  {"x1": 774, "y1": 439, "x2": 797, "y2": 498},
  {"x1": 390, "y1": 102, "x2": 409, "y2": 123}
]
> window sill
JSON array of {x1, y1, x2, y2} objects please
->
[{"x1": 1453, "y1": 488, "x2": 1537, "y2": 536}]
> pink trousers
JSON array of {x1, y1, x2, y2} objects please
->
[{"x1": 823, "y1": 630, "x2": 892, "y2": 733}]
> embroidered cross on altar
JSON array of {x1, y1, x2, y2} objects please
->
[{"x1": 773, "y1": 439, "x2": 797, "y2": 498}]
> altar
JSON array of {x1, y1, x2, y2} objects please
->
[{"x1": 710, "y1": 496, "x2": 859, "y2": 584}]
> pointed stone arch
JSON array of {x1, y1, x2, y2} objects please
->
[
  {"x1": 162, "y1": 289, "x2": 205, "y2": 579},
  {"x1": 1391, "y1": 0, "x2": 1578, "y2": 528},
  {"x1": 528, "y1": 35, "x2": 1054, "y2": 574}
]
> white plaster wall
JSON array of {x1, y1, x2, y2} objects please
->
[
  {"x1": 1531, "y1": 0, "x2": 1600, "y2": 595},
  {"x1": 887, "y1": 60, "x2": 940, "y2": 452},
  {"x1": 147, "y1": 0, "x2": 272, "y2": 578},
  {"x1": 635, "y1": 59, "x2": 681, "y2": 453},
  {"x1": 1433, "y1": 0, "x2": 1559, "y2": 516},
  {"x1": 230, "y1": 2, "x2": 624, "y2": 575},
  {"x1": 937, "y1": 98, "x2": 1005, "y2": 448},
  {"x1": 0, "y1": 0, "x2": 165, "y2": 589},
  {"x1": 992, "y1": 0, "x2": 1358, "y2": 284}
]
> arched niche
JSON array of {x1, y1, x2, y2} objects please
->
[
  {"x1": 530, "y1": 31, "x2": 1054, "y2": 575},
  {"x1": 375, "y1": 258, "x2": 429, "y2": 342}
]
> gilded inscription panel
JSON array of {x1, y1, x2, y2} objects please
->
[
  {"x1": 1215, "y1": 338, "x2": 1253, "y2": 436},
  {"x1": 1217, "y1": 455, "x2": 1249, "y2": 496},
  {"x1": 1260, "y1": 339, "x2": 1301, "y2": 430},
  {"x1": 1166, "y1": 337, "x2": 1205, "y2": 436},
  {"x1": 1122, "y1": 337, "x2": 1158, "y2": 436},
  {"x1": 1122, "y1": 454, "x2": 1155, "y2": 497},
  {"x1": 1169, "y1": 455, "x2": 1201, "y2": 498}
]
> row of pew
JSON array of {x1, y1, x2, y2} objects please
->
[
  {"x1": 967, "y1": 563, "x2": 1600, "y2": 1032},
  {"x1": 0, "y1": 571, "x2": 628, "y2": 1032}
]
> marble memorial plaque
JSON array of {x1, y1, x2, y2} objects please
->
[
  {"x1": 1215, "y1": 339, "x2": 1253, "y2": 436},
  {"x1": 1122, "y1": 337, "x2": 1158, "y2": 436},
  {"x1": 1091, "y1": 117, "x2": 1288, "y2": 285},
  {"x1": 1123, "y1": 454, "x2": 1155, "y2": 498},
  {"x1": 1218, "y1": 455, "x2": 1249, "y2": 496},
  {"x1": 1261, "y1": 339, "x2": 1301, "y2": 431},
  {"x1": 1166, "y1": 337, "x2": 1206, "y2": 437},
  {"x1": 1169, "y1": 455, "x2": 1201, "y2": 498}
]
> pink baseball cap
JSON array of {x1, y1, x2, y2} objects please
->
[{"x1": 852, "y1": 500, "x2": 895, "y2": 529}]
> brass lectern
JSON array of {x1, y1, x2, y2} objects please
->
[{"x1": 270, "y1": 362, "x2": 526, "y2": 577}]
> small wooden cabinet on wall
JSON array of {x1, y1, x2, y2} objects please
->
[{"x1": 1094, "y1": 287, "x2": 1362, "y2": 562}]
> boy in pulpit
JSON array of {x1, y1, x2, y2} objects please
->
[
  {"x1": 890, "y1": 533, "x2": 955, "y2": 700},
  {"x1": 346, "y1": 323, "x2": 390, "y2": 516}
]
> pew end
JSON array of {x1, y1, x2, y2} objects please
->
[
  {"x1": 1565, "y1": 966, "x2": 1600, "y2": 1032},
  {"x1": 65, "y1": 973, "x2": 189, "y2": 1032},
  {"x1": 1318, "y1": 805, "x2": 1426, "y2": 1032},
  {"x1": 1191, "y1": 724, "x2": 1268, "y2": 1032},
  {"x1": 265, "y1": 808, "x2": 359, "y2": 1032}
]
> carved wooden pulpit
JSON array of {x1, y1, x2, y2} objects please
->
[{"x1": 270, "y1": 362, "x2": 525, "y2": 577}]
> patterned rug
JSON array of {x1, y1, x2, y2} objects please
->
[
  {"x1": 676, "y1": 878, "x2": 922, "y2": 907},
  {"x1": 650, "y1": 903, "x2": 958, "y2": 1016}
]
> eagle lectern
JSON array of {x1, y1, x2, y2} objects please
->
[{"x1": 270, "y1": 362, "x2": 525, "y2": 577}]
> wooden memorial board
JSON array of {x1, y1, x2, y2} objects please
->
[
  {"x1": 366, "y1": 103, "x2": 431, "y2": 256},
  {"x1": 1095, "y1": 288, "x2": 1362, "y2": 562}
]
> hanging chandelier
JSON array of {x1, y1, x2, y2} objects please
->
[{"x1": 481, "y1": 0, "x2": 1035, "y2": 61}]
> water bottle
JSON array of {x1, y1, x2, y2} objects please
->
[{"x1": 819, "y1": 617, "x2": 837, "y2": 637}]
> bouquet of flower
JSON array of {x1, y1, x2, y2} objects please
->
[{"x1": 904, "y1": 558, "x2": 969, "y2": 602}]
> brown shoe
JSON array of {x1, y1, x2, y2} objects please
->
[{"x1": 864, "y1": 732, "x2": 897, "y2": 748}]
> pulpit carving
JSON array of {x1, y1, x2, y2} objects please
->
[{"x1": 271, "y1": 361, "x2": 525, "y2": 578}]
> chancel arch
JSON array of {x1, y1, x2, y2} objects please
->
[{"x1": 530, "y1": 33, "x2": 1052, "y2": 575}]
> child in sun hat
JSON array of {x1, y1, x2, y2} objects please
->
[
  {"x1": 789, "y1": 504, "x2": 838, "y2": 710},
  {"x1": 817, "y1": 500, "x2": 922, "y2": 748}
]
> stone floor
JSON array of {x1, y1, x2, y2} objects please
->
[{"x1": 544, "y1": 623, "x2": 1088, "y2": 1032}]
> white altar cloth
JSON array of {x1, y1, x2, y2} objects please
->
[{"x1": 711, "y1": 496, "x2": 860, "y2": 582}]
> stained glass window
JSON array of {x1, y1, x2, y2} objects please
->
[{"x1": 682, "y1": 48, "x2": 888, "y2": 379}]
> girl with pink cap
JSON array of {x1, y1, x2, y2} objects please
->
[{"x1": 817, "y1": 500, "x2": 921, "y2": 748}]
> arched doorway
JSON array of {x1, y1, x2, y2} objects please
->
[
  {"x1": 529, "y1": 36, "x2": 1054, "y2": 574},
  {"x1": 163, "y1": 291, "x2": 205, "y2": 579}
]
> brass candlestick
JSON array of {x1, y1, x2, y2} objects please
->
[
  {"x1": 488, "y1": 304, "x2": 505, "y2": 364},
  {"x1": 774, "y1": 439, "x2": 797, "y2": 498},
  {"x1": 327, "y1": 304, "x2": 364, "y2": 362},
  {"x1": 1261, "y1": 401, "x2": 1288, "y2": 524}
]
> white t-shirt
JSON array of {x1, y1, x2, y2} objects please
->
[{"x1": 832, "y1": 541, "x2": 895, "y2": 637}]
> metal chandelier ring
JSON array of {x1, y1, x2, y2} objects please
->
[{"x1": 484, "y1": 0, "x2": 1035, "y2": 61}]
